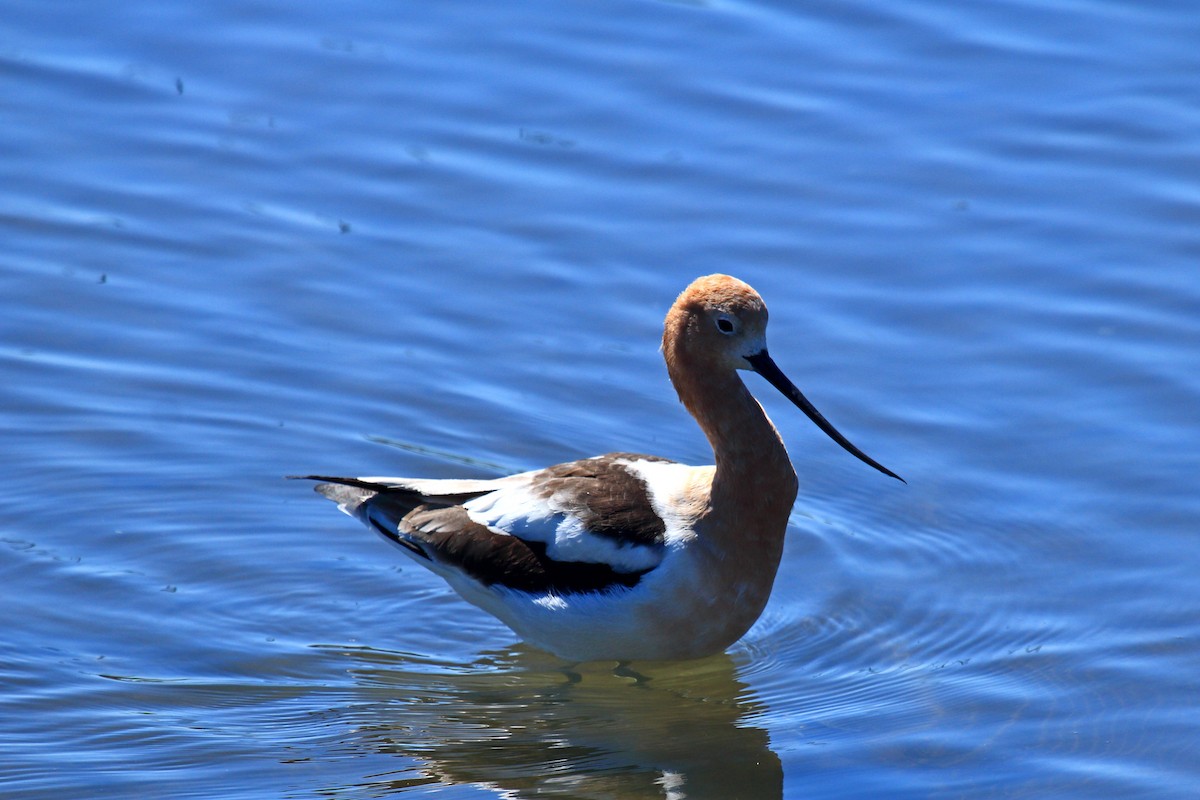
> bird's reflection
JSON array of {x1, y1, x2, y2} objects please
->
[{"x1": 324, "y1": 644, "x2": 782, "y2": 799}]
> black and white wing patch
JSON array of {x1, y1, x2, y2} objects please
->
[{"x1": 310, "y1": 453, "x2": 676, "y2": 596}]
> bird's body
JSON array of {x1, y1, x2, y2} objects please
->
[{"x1": 304, "y1": 275, "x2": 901, "y2": 661}]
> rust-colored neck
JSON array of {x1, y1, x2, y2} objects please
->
[{"x1": 663, "y1": 328, "x2": 799, "y2": 541}]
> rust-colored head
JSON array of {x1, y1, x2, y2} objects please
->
[
  {"x1": 661, "y1": 274, "x2": 904, "y2": 483},
  {"x1": 662, "y1": 274, "x2": 770, "y2": 374}
]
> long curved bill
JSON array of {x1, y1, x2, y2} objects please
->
[{"x1": 746, "y1": 351, "x2": 905, "y2": 483}]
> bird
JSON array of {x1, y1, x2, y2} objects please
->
[{"x1": 300, "y1": 274, "x2": 902, "y2": 662}]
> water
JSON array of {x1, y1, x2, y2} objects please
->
[{"x1": 3, "y1": 0, "x2": 1199, "y2": 797}]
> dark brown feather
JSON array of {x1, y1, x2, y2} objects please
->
[
  {"x1": 531, "y1": 453, "x2": 671, "y2": 548},
  {"x1": 393, "y1": 504, "x2": 649, "y2": 594},
  {"x1": 310, "y1": 453, "x2": 671, "y2": 594}
]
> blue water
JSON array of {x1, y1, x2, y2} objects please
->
[{"x1": 3, "y1": 1, "x2": 1199, "y2": 797}]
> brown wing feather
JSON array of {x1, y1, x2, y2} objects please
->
[
  {"x1": 313, "y1": 475, "x2": 653, "y2": 595},
  {"x1": 309, "y1": 450, "x2": 672, "y2": 594},
  {"x1": 398, "y1": 505, "x2": 648, "y2": 594},
  {"x1": 531, "y1": 453, "x2": 672, "y2": 548}
]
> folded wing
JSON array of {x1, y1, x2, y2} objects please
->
[{"x1": 308, "y1": 453, "x2": 675, "y2": 596}]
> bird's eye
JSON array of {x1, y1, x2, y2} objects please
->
[{"x1": 715, "y1": 316, "x2": 735, "y2": 334}]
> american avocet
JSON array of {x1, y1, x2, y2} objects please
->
[{"x1": 302, "y1": 275, "x2": 902, "y2": 661}]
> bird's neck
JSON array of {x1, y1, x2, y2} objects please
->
[
  {"x1": 664, "y1": 359, "x2": 799, "y2": 644},
  {"x1": 671, "y1": 361, "x2": 800, "y2": 536}
]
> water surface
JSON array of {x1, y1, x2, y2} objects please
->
[{"x1": 3, "y1": 0, "x2": 1199, "y2": 797}]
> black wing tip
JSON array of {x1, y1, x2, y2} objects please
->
[{"x1": 287, "y1": 474, "x2": 393, "y2": 491}]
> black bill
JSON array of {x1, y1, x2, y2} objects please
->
[{"x1": 745, "y1": 350, "x2": 904, "y2": 483}]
